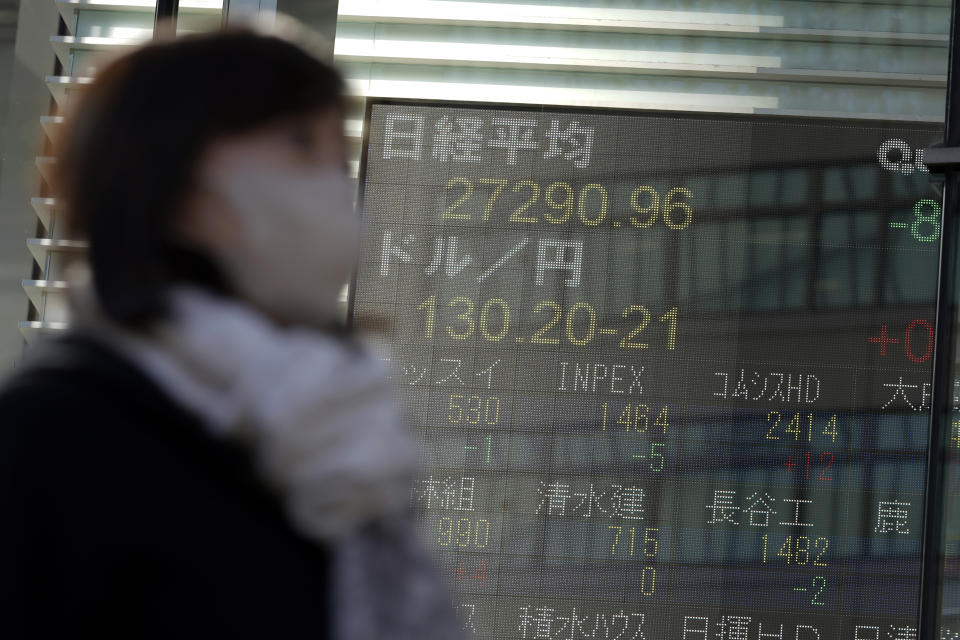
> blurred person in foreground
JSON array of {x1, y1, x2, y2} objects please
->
[{"x1": 0, "y1": 25, "x2": 462, "y2": 640}]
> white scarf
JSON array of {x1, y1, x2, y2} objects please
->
[{"x1": 68, "y1": 272, "x2": 464, "y2": 640}]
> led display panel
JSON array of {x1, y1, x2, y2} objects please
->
[{"x1": 351, "y1": 100, "x2": 944, "y2": 640}]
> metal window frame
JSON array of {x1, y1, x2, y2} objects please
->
[
  {"x1": 223, "y1": 0, "x2": 279, "y2": 27},
  {"x1": 920, "y1": 1, "x2": 959, "y2": 639},
  {"x1": 154, "y1": 0, "x2": 180, "y2": 37}
]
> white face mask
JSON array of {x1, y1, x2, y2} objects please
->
[{"x1": 204, "y1": 165, "x2": 360, "y2": 328}]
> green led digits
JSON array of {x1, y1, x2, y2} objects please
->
[{"x1": 889, "y1": 198, "x2": 941, "y2": 243}]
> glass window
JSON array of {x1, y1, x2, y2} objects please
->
[{"x1": 333, "y1": 3, "x2": 955, "y2": 639}]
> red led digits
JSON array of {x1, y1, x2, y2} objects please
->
[
  {"x1": 867, "y1": 325, "x2": 899, "y2": 355},
  {"x1": 904, "y1": 319, "x2": 935, "y2": 363},
  {"x1": 868, "y1": 320, "x2": 934, "y2": 363},
  {"x1": 455, "y1": 560, "x2": 488, "y2": 586},
  {"x1": 783, "y1": 452, "x2": 834, "y2": 481}
]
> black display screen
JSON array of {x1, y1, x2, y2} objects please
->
[{"x1": 351, "y1": 100, "x2": 943, "y2": 640}]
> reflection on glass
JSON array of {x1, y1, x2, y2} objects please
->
[{"x1": 351, "y1": 102, "x2": 943, "y2": 639}]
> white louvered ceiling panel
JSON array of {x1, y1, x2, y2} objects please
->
[
  {"x1": 333, "y1": 0, "x2": 949, "y2": 120},
  {"x1": 21, "y1": 0, "x2": 225, "y2": 342}
]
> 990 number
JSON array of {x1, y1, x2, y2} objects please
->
[{"x1": 438, "y1": 517, "x2": 490, "y2": 549}]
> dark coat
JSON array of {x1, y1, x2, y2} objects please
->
[{"x1": 0, "y1": 332, "x2": 331, "y2": 639}]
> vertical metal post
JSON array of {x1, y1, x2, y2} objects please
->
[
  {"x1": 222, "y1": 0, "x2": 266, "y2": 28},
  {"x1": 270, "y1": 0, "x2": 339, "y2": 60},
  {"x1": 919, "y1": 1, "x2": 960, "y2": 639},
  {"x1": 221, "y1": 0, "x2": 232, "y2": 28},
  {"x1": 154, "y1": 0, "x2": 180, "y2": 38}
]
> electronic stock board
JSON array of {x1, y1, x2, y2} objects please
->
[{"x1": 350, "y1": 100, "x2": 945, "y2": 640}]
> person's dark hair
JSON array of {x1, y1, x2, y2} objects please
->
[{"x1": 58, "y1": 29, "x2": 345, "y2": 328}]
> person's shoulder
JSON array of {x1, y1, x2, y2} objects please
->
[
  {"x1": 0, "y1": 331, "x2": 243, "y2": 490},
  {"x1": 0, "y1": 330, "x2": 188, "y2": 441},
  {"x1": 0, "y1": 331, "x2": 135, "y2": 406},
  {"x1": 0, "y1": 333, "x2": 146, "y2": 480}
]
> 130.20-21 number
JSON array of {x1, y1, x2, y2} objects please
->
[{"x1": 416, "y1": 296, "x2": 679, "y2": 350}]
